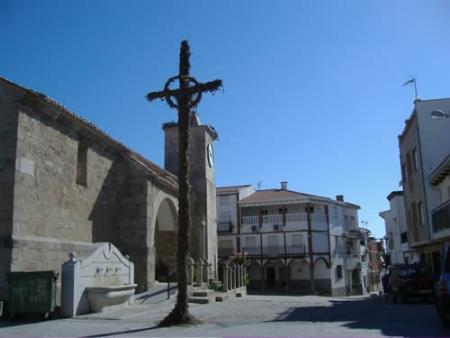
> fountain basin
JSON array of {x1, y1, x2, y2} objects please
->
[{"x1": 86, "y1": 284, "x2": 137, "y2": 313}]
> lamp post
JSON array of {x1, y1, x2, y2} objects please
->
[{"x1": 431, "y1": 110, "x2": 450, "y2": 120}]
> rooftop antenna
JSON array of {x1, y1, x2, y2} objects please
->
[{"x1": 402, "y1": 77, "x2": 418, "y2": 100}]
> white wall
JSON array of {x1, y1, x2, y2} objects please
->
[
  {"x1": 290, "y1": 260, "x2": 310, "y2": 279},
  {"x1": 438, "y1": 176, "x2": 450, "y2": 203},
  {"x1": 416, "y1": 99, "x2": 450, "y2": 235}
]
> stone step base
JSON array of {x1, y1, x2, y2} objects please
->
[
  {"x1": 188, "y1": 297, "x2": 212, "y2": 304},
  {"x1": 215, "y1": 294, "x2": 229, "y2": 302},
  {"x1": 192, "y1": 290, "x2": 214, "y2": 297}
]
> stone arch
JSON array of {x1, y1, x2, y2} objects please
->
[
  {"x1": 247, "y1": 259, "x2": 263, "y2": 291},
  {"x1": 313, "y1": 257, "x2": 331, "y2": 294},
  {"x1": 263, "y1": 259, "x2": 286, "y2": 290},
  {"x1": 313, "y1": 256, "x2": 331, "y2": 269},
  {"x1": 154, "y1": 198, "x2": 178, "y2": 281},
  {"x1": 289, "y1": 258, "x2": 311, "y2": 292},
  {"x1": 288, "y1": 258, "x2": 310, "y2": 268},
  {"x1": 263, "y1": 258, "x2": 285, "y2": 268}
]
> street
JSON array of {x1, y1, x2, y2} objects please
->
[{"x1": 0, "y1": 294, "x2": 448, "y2": 337}]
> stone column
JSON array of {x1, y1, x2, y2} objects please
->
[
  {"x1": 231, "y1": 263, "x2": 236, "y2": 290},
  {"x1": 202, "y1": 258, "x2": 209, "y2": 284},
  {"x1": 187, "y1": 257, "x2": 195, "y2": 285},
  {"x1": 196, "y1": 259, "x2": 203, "y2": 286},
  {"x1": 240, "y1": 265, "x2": 245, "y2": 288},
  {"x1": 222, "y1": 262, "x2": 229, "y2": 291},
  {"x1": 236, "y1": 265, "x2": 241, "y2": 288},
  {"x1": 228, "y1": 266, "x2": 233, "y2": 290}
]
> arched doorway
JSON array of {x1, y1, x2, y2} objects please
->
[
  {"x1": 154, "y1": 198, "x2": 178, "y2": 281},
  {"x1": 289, "y1": 259, "x2": 310, "y2": 293},
  {"x1": 263, "y1": 259, "x2": 285, "y2": 290},
  {"x1": 314, "y1": 257, "x2": 331, "y2": 294},
  {"x1": 247, "y1": 260, "x2": 262, "y2": 291}
]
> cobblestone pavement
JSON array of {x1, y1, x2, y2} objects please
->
[{"x1": 1, "y1": 294, "x2": 449, "y2": 337}]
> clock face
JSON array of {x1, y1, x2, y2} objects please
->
[{"x1": 207, "y1": 144, "x2": 214, "y2": 168}]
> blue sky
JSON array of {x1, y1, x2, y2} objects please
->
[{"x1": 1, "y1": 1, "x2": 450, "y2": 238}]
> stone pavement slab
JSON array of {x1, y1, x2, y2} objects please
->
[{"x1": 0, "y1": 295, "x2": 449, "y2": 337}]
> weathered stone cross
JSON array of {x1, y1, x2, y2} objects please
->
[{"x1": 146, "y1": 40, "x2": 222, "y2": 326}]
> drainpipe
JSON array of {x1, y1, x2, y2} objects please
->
[
  {"x1": 325, "y1": 205, "x2": 331, "y2": 266},
  {"x1": 306, "y1": 205, "x2": 315, "y2": 292},
  {"x1": 236, "y1": 192, "x2": 241, "y2": 253}
]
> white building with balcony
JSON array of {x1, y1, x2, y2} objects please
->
[
  {"x1": 379, "y1": 191, "x2": 417, "y2": 265},
  {"x1": 398, "y1": 98, "x2": 450, "y2": 271},
  {"x1": 217, "y1": 182, "x2": 365, "y2": 296}
]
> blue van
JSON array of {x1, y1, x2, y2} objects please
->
[{"x1": 435, "y1": 243, "x2": 450, "y2": 325}]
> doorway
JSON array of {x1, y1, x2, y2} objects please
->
[{"x1": 267, "y1": 267, "x2": 276, "y2": 289}]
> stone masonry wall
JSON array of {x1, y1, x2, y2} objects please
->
[
  {"x1": 9, "y1": 101, "x2": 129, "y2": 300},
  {"x1": 116, "y1": 165, "x2": 149, "y2": 292},
  {"x1": 0, "y1": 86, "x2": 20, "y2": 299},
  {"x1": 0, "y1": 80, "x2": 180, "y2": 300}
]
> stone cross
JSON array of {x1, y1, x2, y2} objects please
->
[{"x1": 147, "y1": 41, "x2": 222, "y2": 324}]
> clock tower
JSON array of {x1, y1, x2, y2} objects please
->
[{"x1": 162, "y1": 112, "x2": 218, "y2": 280}]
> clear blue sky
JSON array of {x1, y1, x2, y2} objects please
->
[{"x1": 1, "y1": 1, "x2": 450, "y2": 238}]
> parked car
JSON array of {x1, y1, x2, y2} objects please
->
[
  {"x1": 388, "y1": 264, "x2": 433, "y2": 303},
  {"x1": 435, "y1": 243, "x2": 450, "y2": 325}
]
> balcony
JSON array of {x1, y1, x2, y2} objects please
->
[
  {"x1": 242, "y1": 245, "x2": 306, "y2": 257},
  {"x1": 242, "y1": 246, "x2": 261, "y2": 256},
  {"x1": 218, "y1": 221, "x2": 234, "y2": 233},
  {"x1": 286, "y1": 245, "x2": 306, "y2": 255},
  {"x1": 432, "y1": 200, "x2": 450, "y2": 233},
  {"x1": 218, "y1": 247, "x2": 235, "y2": 257},
  {"x1": 241, "y1": 212, "x2": 327, "y2": 231}
]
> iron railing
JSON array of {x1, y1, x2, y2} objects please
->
[{"x1": 432, "y1": 200, "x2": 450, "y2": 233}]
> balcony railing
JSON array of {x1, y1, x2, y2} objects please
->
[
  {"x1": 218, "y1": 221, "x2": 234, "y2": 233},
  {"x1": 286, "y1": 245, "x2": 306, "y2": 255},
  {"x1": 241, "y1": 212, "x2": 327, "y2": 229},
  {"x1": 242, "y1": 245, "x2": 306, "y2": 257},
  {"x1": 218, "y1": 247, "x2": 235, "y2": 257},
  {"x1": 432, "y1": 200, "x2": 450, "y2": 233}
]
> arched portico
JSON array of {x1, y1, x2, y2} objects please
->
[
  {"x1": 263, "y1": 259, "x2": 286, "y2": 290},
  {"x1": 289, "y1": 258, "x2": 311, "y2": 292},
  {"x1": 154, "y1": 198, "x2": 178, "y2": 281},
  {"x1": 313, "y1": 256, "x2": 331, "y2": 294}
]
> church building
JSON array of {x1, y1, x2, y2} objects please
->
[{"x1": 0, "y1": 77, "x2": 218, "y2": 301}]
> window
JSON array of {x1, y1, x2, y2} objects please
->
[
  {"x1": 400, "y1": 232, "x2": 408, "y2": 243},
  {"x1": 219, "y1": 211, "x2": 232, "y2": 222},
  {"x1": 76, "y1": 143, "x2": 88, "y2": 186},
  {"x1": 412, "y1": 148, "x2": 419, "y2": 171},
  {"x1": 350, "y1": 216, "x2": 356, "y2": 227},
  {"x1": 401, "y1": 163, "x2": 407, "y2": 185},
  {"x1": 411, "y1": 202, "x2": 417, "y2": 226},
  {"x1": 291, "y1": 234, "x2": 303, "y2": 246},
  {"x1": 245, "y1": 236, "x2": 256, "y2": 247},
  {"x1": 220, "y1": 195, "x2": 230, "y2": 205},
  {"x1": 417, "y1": 201, "x2": 425, "y2": 225},
  {"x1": 406, "y1": 152, "x2": 412, "y2": 177},
  {"x1": 336, "y1": 265, "x2": 343, "y2": 279},
  {"x1": 344, "y1": 215, "x2": 349, "y2": 229}
]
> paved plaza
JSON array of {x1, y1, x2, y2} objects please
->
[{"x1": 0, "y1": 294, "x2": 448, "y2": 337}]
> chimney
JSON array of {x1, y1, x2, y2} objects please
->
[
  {"x1": 336, "y1": 195, "x2": 344, "y2": 202},
  {"x1": 281, "y1": 181, "x2": 288, "y2": 190}
]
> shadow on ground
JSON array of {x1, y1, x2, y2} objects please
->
[{"x1": 267, "y1": 296, "x2": 449, "y2": 337}]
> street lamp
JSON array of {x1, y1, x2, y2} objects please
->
[{"x1": 431, "y1": 110, "x2": 450, "y2": 120}]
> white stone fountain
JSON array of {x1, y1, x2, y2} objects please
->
[{"x1": 61, "y1": 242, "x2": 136, "y2": 317}]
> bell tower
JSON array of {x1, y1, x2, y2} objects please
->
[{"x1": 162, "y1": 112, "x2": 218, "y2": 280}]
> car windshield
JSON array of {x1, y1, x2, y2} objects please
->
[
  {"x1": 445, "y1": 249, "x2": 450, "y2": 273},
  {"x1": 398, "y1": 265, "x2": 428, "y2": 277}
]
